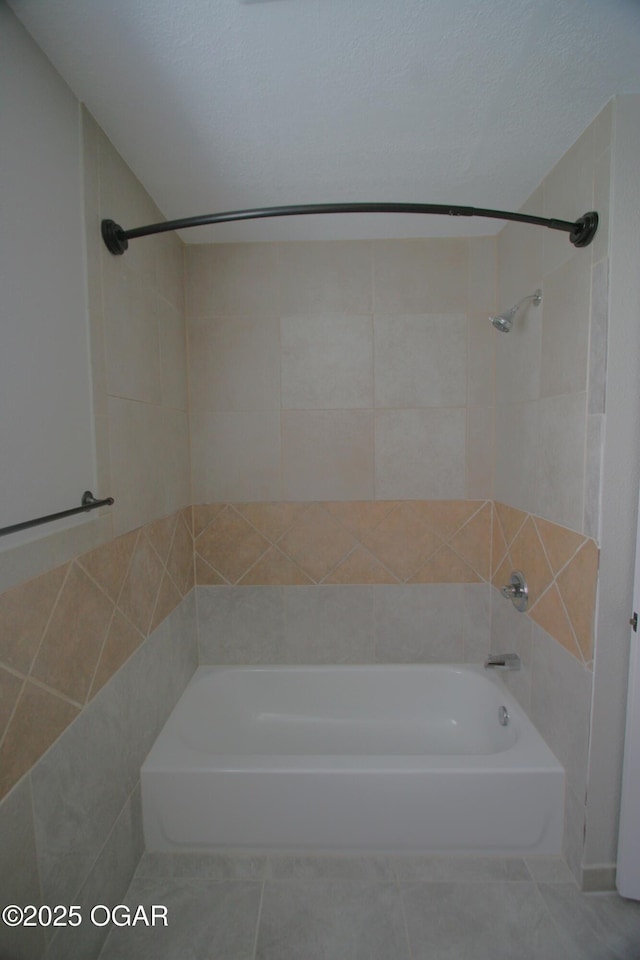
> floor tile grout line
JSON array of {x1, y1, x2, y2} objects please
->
[
  {"x1": 251, "y1": 878, "x2": 266, "y2": 960},
  {"x1": 396, "y1": 872, "x2": 416, "y2": 960},
  {"x1": 529, "y1": 879, "x2": 587, "y2": 956}
]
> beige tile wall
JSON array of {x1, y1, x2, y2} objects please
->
[
  {"x1": 493, "y1": 503, "x2": 598, "y2": 668},
  {"x1": 194, "y1": 500, "x2": 492, "y2": 585},
  {"x1": 193, "y1": 499, "x2": 599, "y2": 672},
  {"x1": 0, "y1": 507, "x2": 194, "y2": 802},
  {"x1": 493, "y1": 101, "x2": 612, "y2": 885},
  {"x1": 84, "y1": 107, "x2": 190, "y2": 539},
  {"x1": 186, "y1": 236, "x2": 497, "y2": 503},
  {"x1": 494, "y1": 102, "x2": 611, "y2": 538}
]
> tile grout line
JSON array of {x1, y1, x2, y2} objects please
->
[
  {"x1": 395, "y1": 864, "x2": 416, "y2": 960},
  {"x1": 0, "y1": 674, "x2": 27, "y2": 758},
  {"x1": 251, "y1": 878, "x2": 266, "y2": 960},
  {"x1": 528, "y1": 879, "x2": 585, "y2": 956},
  {"x1": 84, "y1": 526, "x2": 145, "y2": 700},
  {"x1": 27, "y1": 560, "x2": 74, "y2": 683}
]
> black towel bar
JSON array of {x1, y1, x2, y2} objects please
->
[{"x1": 0, "y1": 491, "x2": 114, "y2": 537}]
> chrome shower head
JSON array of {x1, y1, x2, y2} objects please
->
[
  {"x1": 490, "y1": 306, "x2": 517, "y2": 333},
  {"x1": 489, "y1": 289, "x2": 541, "y2": 333}
]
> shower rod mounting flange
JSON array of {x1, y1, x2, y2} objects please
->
[
  {"x1": 102, "y1": 218, "x2": 129, "y2": 255},
  {"x1": 570, "y1": 211, "x2": 599, "y2": 248},
  {"x1": 101, "y1": 204, "x2": 599, "y2": 256}
]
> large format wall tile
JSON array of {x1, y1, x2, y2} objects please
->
[
  {"x1": 372, "y1": 239, "x2": 469, "y2": 314},
  {"x1": 284, "y1": 586, "x2": 374, "y2": 663},
  {"x1": 279, "y1": 240, "x2": 373, "y2": 316},
  {"x1": 374, "y1": 314, "x2": 467, "y2": 409},
  {"x1": 191, "y1": 411, "x2": 282, "y2": 502},
  {"x1": 198, "y1": 586, "x2": 286, "y2": 664},
  {"x1": 186, "y1": 242, "x2": 279, "y2": 318},
  {"x1": 282, "y1": 314, "x2": 373, "y2": 410},
  {"x1": 375, "y1": 409, "x2": 466, "y2": 499},
  {"x1": 197, "y1": 582, "x2": 491, "y2": 667},
  {"x1": 373, "y1": 584, "x2": 465, "y2": 662},
  {"x1": 282, "y1": 410, "x2": 374, "y2": 501},
  {"x1": 186, "y1": 237, "x2": 494, "y2": 507},
  {"x1": 189, "y1": 315, "x2": 281, "y2": 413}
]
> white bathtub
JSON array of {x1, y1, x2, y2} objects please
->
[{"x1": 141, "y1": 664, "x2": 564, "y2": 855}]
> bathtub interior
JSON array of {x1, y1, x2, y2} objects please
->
[{"x1": 174, "y1": 665, "x2": 519, "y2": 756}]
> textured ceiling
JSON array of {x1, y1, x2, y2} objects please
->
[{"x1": 8, "y1": 0, "x2": 640, "y2": 242}]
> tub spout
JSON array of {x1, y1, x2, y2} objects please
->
[{"x1": 485, "y1": 653, "x2": 521, "y2": 671}]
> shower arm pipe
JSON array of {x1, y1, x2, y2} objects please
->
[
  {"x1": 513, "y1": 290, "x2": 542, "y2": 310},
  {"x1": 101, "y1": 203, "x2": 599, "y2": 255}
]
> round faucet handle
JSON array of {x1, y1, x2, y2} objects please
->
[{"x1": 500, "y1": 571, "x2": 528, "y2": 612}]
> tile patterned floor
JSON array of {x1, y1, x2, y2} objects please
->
[{"x1": 97, "y1": 853, "x2": 640, "y2": 960}]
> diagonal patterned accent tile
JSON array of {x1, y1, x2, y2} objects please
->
[
  {"x1": 117, "y1": 533, "x2": 165, "y2": 636},
  {"x1": 492, "y1": 551, "x2": 514, "y2": 592},
  {"x1": 78, "y1": 530, "x2": 138, "y2": 604},
  {"x1": 494, "y1": 502, "x2": 528, "y2": 548},
  {"x1": 534, "y1": 517, "x2": 586, "y2": 576},
  {"x1": 195, "y1": 554, "x2": 228, "y2": 585},
  {"x1": 449, "y1": 502, "x2": 492, "y2": 580},
  {"x1": 192, "y1": 503, "x2": 227, "y2": 539},
  {"x1": 0, "y1": 680, "x2": 79, "y2": 801},
  {"x1": 556, "y1": 540, "x2": 599, "y2": 662},
  {"x1": 529, "y1": 585, "x2": 582, "y2": 661},
  {"x1": 151, "y1": 571, "x2": 183, "y2": 633},
  {"x1": 509, "y1": 517, "x2": 554, "y2": 607},
  {"x1": 238, "y1": 547, "x2": 312, "y2": 585},
  {"x1": 0, "y1": 563, "x2": 69, "y2": 675},
  {"x1": 234, "y1": 502, "x2": 309, "y2": 544},
  {"x1": 196, "y1": 506, "x2": 270, "y2": 584},
  {"x1": 324, "y1": 546, "x2": 398, "y2": 584},
  {"x1": 0, "y1": 666, "x2": 23, "y2": 742},
  {"x1": 491, "y1": 504, "x2": 509, "y2": 579},
  {"x1": 409, "y1": 500, "x2": 485, "y2": 541},
  {"x1": 145, "y1": 512, "x2": 179, "y2": 565},
  {"x1": 323, "y1": 501, "x2": 399, "y2": 541},
  {"x1": 410, "y1": 545, "x2": 481, "y2": 583},
  {"x1": 31, "y1": 563, "x2": 115, "y2": 704},
  {"x1": 278, "y1": 504, "x2": 356, "y2": 582},
  {"x1": 166, "y1": 513, "x2": 194, "y2": 595},
  {"x1": 89, "y1": 609, "x2": 144, "y2": 698},
  {"x1": 362, "y1": 503, "x2": 443, "y2": 582}
]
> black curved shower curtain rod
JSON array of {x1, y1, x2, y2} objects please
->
[{"x1": 101, "y1": 203, "x2": 599, "y2": 255}]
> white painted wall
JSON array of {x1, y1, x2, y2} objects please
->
[
  {"x1": 586, "y1": 95, "x2": 640, "y2": 872},
  {"x1": 0, "y1": 3, "x2": 95, "y2": 547}
]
